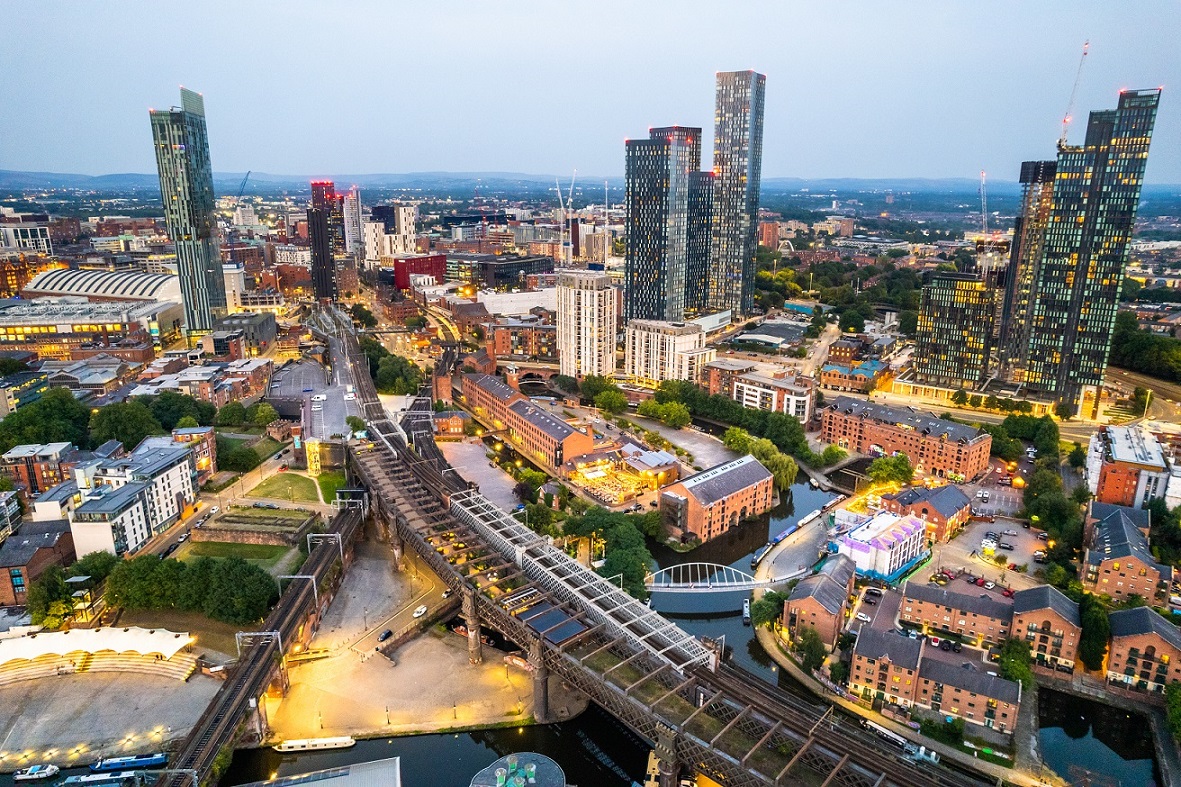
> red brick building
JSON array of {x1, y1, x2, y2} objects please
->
[
  {"x1": 1106, "y1": 607, "x2": 1181, "y2": 694},
  {"x1": 899, "y1": 582, "x2": 1013, "y2": 646},
  {"x1": 881, "y1": 484, "x2": 972, "y2": 543},
  {"x1": 659, "y1": 455, "x2": 775, "y2": 544},
  {"x1": 783, "y1": 554, "x2": 855, "y2": 648},
  {"x1": 702, "y1": 359, "x2": 757, "y2": 395},
  {"x1": 382, "y1": 253, "x2": 446, "y2": 290},
  {"x1": 1011, "y1": 585, "x2": 1081, "y2": 673},
  {"x1": 0, "y1": 519, "x2": 75, "y2": 606},
  {"x1": 0, "y1": 442, "x2": 75, "y2": 496},
  {"x1": 1081, "y1": 501, "x2": 1170, "y2": 604},
  {"x1": 462, "y1": 373, "x2": 593, "y2": 470},
  {"x1": 820, "y1": 397, "x2": 992, "y2": 481},
  {"x1": 486, "y1": 320, "x2": 556, "y2": 362}
]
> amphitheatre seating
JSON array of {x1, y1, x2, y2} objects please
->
[{"x1": 0, "y1": 627, "x2": 198, "y2": 687}]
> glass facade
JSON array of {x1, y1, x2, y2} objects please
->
[
  {"x1": 914, "y1": 272, "x2": 995, "y2": 389},
  {"x1": 1000, "y1": 90, "x2": 1160, "y2": 414},
  {"x1": 624, "y1": 127, "x2": 700, "y2": 321},
  {"x1": 149, "y1": 88, "x2": 226, "y2": 334},
  {"x1": 684, "y1": 171, "x2": 714, "y2": 316},
  {"x1": 708, "y1": 70, "x2": 766, "y2": 316},
  {"x1": 308, "y1": 207, "x2": 338, "y2": 302}
]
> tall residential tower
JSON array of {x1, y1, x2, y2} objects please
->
[
  {"x1": 150, "y1": 88, "x2": 226, "y2": 333},
  {"x1": 624, "y1": 126, "x2": 701, "y2": 321},
  {"x1": 999, "y1": 89, "x2": 1160, "y2": 416},
  {"x1": 707, "y1": 70, "x2": 766, "y2": 317},
  {"x1": 556, "y1": 270, "x2": 617, "y2": 379}
]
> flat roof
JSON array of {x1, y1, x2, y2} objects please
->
[
  {"x1": 845, "y1": 511, "x2": 924, "y2": 552},
  {"x1": 1105, "y1": 426, "x2": 1167, "y2": 470}
]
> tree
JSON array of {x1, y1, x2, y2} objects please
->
[
  {"x1": 0, "y1": 387, "x2": 93, "y2": 454},
  {"x1": 1078, "y1": 593, "x2": 1110, "y2": 671},
  {"x1": 867, "y1": 453, "x2": 914, "y2": 485},
  {"x1": 349, "y1": 304, "x2": 378, "y2": 329},
  {"x1": 222, "y1": 445, "x2": 261, "y2": 472},
  {"x1": 898, "y1": 310, "x2": 918, "y2": 337},
  {"x1": 216, "y1": 401, "x2": 247, "y2": 427},
  {"x1": 89, "y1": 401, "x2": 165, "y2": 451},
  {"x1": 552, "y1": 375, "x2": 579, "y2": 394},
  {"x1": 1166, "y1": 682, "x2": 1181, "y2": 744},
  {"x1": 968, "y1": 394, "x2": 983, "y2": 409},
  {"x1": 999, "y1": 638, "x2": 1034, "y2": 689},
  {"x1": 594, "y1": 389, "x2": 628, "y2": 415},
  {"x1": 143, "y1": 391, "x2": 213, "y2": 431},
  {"x1": 253, "y1": 402, "x2": 279, "y2": 427},
  {"x1": 68, "y1": 551, "x2": 119, "y2": 583},
  {"x1": 1054, "y1": 401, "x2": 1076, "y2": 421},
  {"x1": 374, "y1": 354, "x2": 424, "y2": 395},
  {"x1": 176, "y1": 415, "x2": 200, "y2": 429},
  {"x1": 1068, "y1": 442, "x2": 1087, "y2": 469},
  {"x1": 951, "y1": 389, "x2": 968, "y2": 406},
  {"x1": 795, "y1": 626, "x2": 828, "y2": 672},
  {"x1": 580, "y1": 375, "x2": 616, "y2": 401},
  {"x1": 27, "y1": 566, "x2": 70, "y2": 625},
  {"x1": 829, "y1": 661, "x2": 849, "y2": 685},
  {"x1": 202, "y1": 558, "x2": 278, "y2": 624},
  {"x1": 346, "y1": 415, "x2": 365, "y2": 433},
  {"x1": 750, "y1": 590, "x2": 787, "y2": 628},
  {"x1": 659, "y1": 401, "x2": 691, "y2": 429}
]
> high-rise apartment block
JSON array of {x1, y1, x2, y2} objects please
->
[
  {"x1": 624, "y1": 319, "x2": 715, "y2": 388},
  {"x1": 556, "y1": 271, "x2": 617, "y2": 379},
  {"x1": 149, "y1": 88, "x2": 226, "y2": 333},
  {"x1": 685, "y1": 171, "x2": 715, "y2": 315},
  {"x1": 707, "y1": 70, "x2": 766, "y2": 316},
  {"x1": 308, "y1": 207, "x2": 337, "y2": 302},
  {"x1": 999, "y1": 89, "x2": 1160, "y2": 415},
  {"x1": 624, "y1": 127, "x2": 700, "y2": 322},
  {"x1": 311, "y1": 180, "x2": 346, "y2": 254},
  {"x1": 913, "y1": 272, "x2": 995, "y2": 390},
  {"x1": 342, "y1": 186, "x2": 363, "y2": 256}
]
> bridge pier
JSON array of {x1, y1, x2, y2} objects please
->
[
  {"x1": 462, "y1": 586, "x2": 483, "y2": 665},
  {"x1": 654, "y1": 722, "x2": 681, "y2": 787},
  {"x1": 529, "y1": 638, "x2": 549, "y2": 723}
]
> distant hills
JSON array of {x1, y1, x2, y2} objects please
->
[{"x1": 2, "y1": 169, "x2": 1177, "y2": 198}]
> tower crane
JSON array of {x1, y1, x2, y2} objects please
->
[
  {"x1": 227, "y1": 170, "x2": 251, "y2": 264},
  {"x1": 1059, "y1": 41, "x2": 1089, "y2": 149},
  {"x1": 235, "y1": 170, "x2": 251, "y2": 204}
]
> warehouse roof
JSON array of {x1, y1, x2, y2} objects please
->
[
  {"x1": 826, "y1": 397, "x2": 986, "y2": 443},
  {"x1": 675, "y1": 455, "x2": 773, "y2": 506}
]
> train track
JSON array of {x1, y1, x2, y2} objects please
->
[{"x1": 162, "y1": 507, "x2": 362, "y2": 785}]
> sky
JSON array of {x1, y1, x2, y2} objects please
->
[{"x1": 2, "y1": 1, "x2": 1178, "y2": 183}]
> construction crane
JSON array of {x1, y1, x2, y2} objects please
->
[
  {"x1": 1059, "y1": 41, "x2": 1090, "y2": 149},
  {"x1": 227, "y1": 171, "x2": 250, "y2": 264},
  {"x1": 554, "y1": 171, "x2": 576, "y2": 267},
  {"x1": 235, "y1": 171, "x2": 251, "y2": 204}
]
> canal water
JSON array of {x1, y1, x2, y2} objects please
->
[
  {"x1": 220, "y1": 704, "x2": 649, "y2": 787},
  {"x1": 1037, "y1": 687, "x2": 1161, "y2": 786}
]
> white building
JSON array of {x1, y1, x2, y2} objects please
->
[
  {"x1": 1086, "y1": 424, "x2": 1171, "y2": 508},
  {"x1": 0, "y1": 223, "x2": 52, "y2": 254},
  {"x1": 556, "y1": 270, "x2": 617, "y2": 378},
  {"x1": 733, "y1": 371, "x2": 814, "y2": 421},
  {"x1": 476, "y1": 288, "x2": 557, "y2": 317},
  {"x1": 273, "y1": 244, "x2": 312, "y2": 265},
  {"x1": 624, "y1": 319, "x2": 714, "y2": 388},
  {"x1": 837, "y1": 511, "x2": 928, "y2": 581},
  {"x1": 342, "y1": 187, "x2": 363, "y2": 255},
  {"x1": 223, "y1": 263, "x2": 246, "y2": 312},
  {"x1": 232, "y1": 204, "x2": 258, "y2": 227}
]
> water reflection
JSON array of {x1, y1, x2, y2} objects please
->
[{"x1": 1037, "y1": 687, "x2": 1160, "y2": 786}]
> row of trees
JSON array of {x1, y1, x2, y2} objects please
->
[
  {"x1": 358, "y1": 336, "x2": 424, "y2": 394},
  {"x1": 105, "y1": 555, "x2": 278, "y2": 625},
  {"x1": 949, "y1": 389, "x2": 1046, "y2": 416},
  {"x1": 722, "y1": 427, "x2": 799, "y2": 490},
  {"x1": 27, "y1": 551, "x2": 121, "y2": 627},
  {"x1": 216, "y1": 400, "x2": 278, "y2": 428},
  {"x1": 1110, "y1": 311, "x2": 1181, "y2": 383}
]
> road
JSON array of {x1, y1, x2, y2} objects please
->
[
  {"x1": 1106, "y1": 366, "x2": 1181, "y2": 421},
  {"x1": 298, "y1": 327, "x2": 364, "y2": 440}
]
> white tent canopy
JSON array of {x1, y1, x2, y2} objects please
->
[{"x1": 0, "y1": 627, "x2": 193, "y2": 665}]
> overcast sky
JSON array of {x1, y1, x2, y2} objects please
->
[{"x1": 2, "y1": 1, "x2": 1177, "y2": 183}]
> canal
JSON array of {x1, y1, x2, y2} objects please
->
[{"x1": 1038, "y1": 686, "x2": 1161, "y2": 786}]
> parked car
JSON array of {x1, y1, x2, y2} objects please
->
[
  {"x1": 976, "y1": 578, "x2": 987, "y2": 587},
  {"x1": 210, "y1": 506, "x2": 219, "y2": 514},
  {"x1": 976, "y1": 490, "x2": 985, "y2": 499},
  {"x1": 1003, "y1": 588, "x2": 1015, "y2": 598},
  {"x1": 441, "y1": 589, "x2": 452, "y2": 599},
  {"x1": 985, "y1": 531, "x2": 1000, "y2": 540},
  {"x1": 982, "y1": 491, "x2": 990, "y2": 502},
  {"x1": 863, "y1": 597, "x2": 877, "y2": 606},
  {"x1": 998, "y1": 542, "x2": 1015, "y2": 551},
  {"x1": 952, "y1": 642, "x2": 962, "y2": 653},
  {"x1": 378, "y1": 630, "x2": 393, "y2": 642},
  {"x1": 984, "y1": 581, "x2": 996, "y2": 590},
  {"x1": 856, "y1": 612, "x2": 871, "y2": 623},
  {"x1": 1037, "y1": 532, "x2": 1049, "y2": 541},
  {"x1": 940, "y1": 640, "x2": 952, "y2": 651},
  {"x1": 413, "y1": 605, "x2": 428, "y2": 618},
  {"x1": 865, "y1": 587, "x2": 884, "y2": 597},
  {"x1": 1002, "y1": 529, "x2": 1018, "y2": 536},
  {"x1": 929, "y1": 637, "x2": 942, "y2": 647}
]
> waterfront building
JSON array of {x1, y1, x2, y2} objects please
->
[
  {"x1": 149, "y1": 88, "x2": 226, "y2": 333},
  {"x1": 1081, "y1": 501, "x2": 1170, "y2": 604},
  {"x1": 461, "y1": 374, "x2": 593, "y2": 470},
  {"x1": 1106, "y1": 606, "x2": 1181, "y2": 693},
  {"x1": 1011, "y1": 585, "x2": 1081, "y2": 673},
  {"x1": 556, "y1": 270, "x2": 617, "y2": 379},
  {"x1": 837, "y1": 512, "x2": 927, "y2": 581},
  {"x1": 900, "y1": 582, "x2": 1013, "y2": 646},
  {"x1": 731, "y1": 370, "x2": 814, "y2": 421},
  {"x1": 707, "y1": 70, "x2": 766, "y2": 316},
  {"x1": 659, "y1": 455, "x2": 774, "y2": 544},
  {"x1": 782, "y1": 554, "x2": 856, "y2": 648},
  {"x1": 880, "y1": 484, "x2": 971, "y2": 543},
  {"x1": 999, "y1": 90, "x2": 1161, "y2": 416}
]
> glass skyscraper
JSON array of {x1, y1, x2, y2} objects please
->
[
  {"x1": 684, "y1": 171, "x2": 714, "y2": 316},
  {"x1": 150, "y1": 88, "x2": 226, "y2": 334},
  {"x1": 1000, "y1": 89, "x2": 1160, "y2": 416},
  {"x1": 914, "y1": 272, "x2": 995, "y2": 390},
  {"x1": 707, "y1": 70, "x2": 765, "y2": 317},
  {"x1": 308, "y1": 207, "x2": 338, "y2": 302},
  {"x1": 624, "y1": 126, "x2": 700, "y2": 321}
]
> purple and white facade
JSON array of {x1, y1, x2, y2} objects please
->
[{"x1": 837, "y1": 511, "x2": 928, "y2": 581}]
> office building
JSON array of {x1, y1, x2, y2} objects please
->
[
  {"x1": 624, "y1": 127, "x2": 700, "y2": 321},
  {"x1": 0, "y1": 223, "x2": 53, "y2": 255},
  {"x1": 708, "y1": 70, "x2": 766, "y2": 316},
  {"x1": 999, "y1": 90, "x2": 1160, "y2": 415},
  {"x1": 1086, "y1": 425, "x2": 1171, "y2": 508},
  {"x1": 913, "y1": 272, "x2": 995, "y2": 390},
  {"x1": 149, "y1": 88, "x2": 227, "y2": 333},
  {"x1": 659, "y1": 455, "x2": 775, "y2": 544},
  {"x1": 556, "y1": 270, "x2": 617, "y2": 379},
  {"x1": 308, "y1": 207, "x2": 337, "y2": 302},
  {"x1": 447, "y1": 253, "x2": 553, "y2": 290},
  {"x1": 820, "y1": 397, "x2": 992, "y2": 481},
  {"x1": 624, "y1": 319, "x2": 713, "y2": 388}
]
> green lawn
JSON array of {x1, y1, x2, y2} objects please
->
[
  {"x1": 174, "y1": 540, "x2": 293, "y2": 572},
  {"x1": 247, "y1": 473, "x2": 319, "y2": 502},
  {"x1": 215, "y1": 425, "x2": 266, "y2": 436},
  {"x1": 317, "y1": 470, "x2": 347, "y2": 503},
  {"x1": 253, "y1": 437, "x2": 284, "y2": 460}
]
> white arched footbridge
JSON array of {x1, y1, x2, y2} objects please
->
[{"x1": 645, "y1": 562, "x2": 809, "y2": 593}]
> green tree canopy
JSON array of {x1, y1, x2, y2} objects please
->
[
  {"x1": 750, "y1": 590, "x2": 788, "y2": 628},
  {"x1": 867, "y1": 453, "x2": 914, "y2": 485},
  {"x1": 0, "y1": 387, "x2": 92, "y2": 454},
  {"x1": 346, "y1": 415, "x2": 365, "y2": 433},
  {"x1": 142, "y1": 391, "x2": 216, "y2": 431},
  {"x1": 349, "y1": 304, "x2": 378, "y2": 329},
  {"x1": 374, "y1": 354, "x2": 424, "y2": 395},
  {"x1": 594, "y1": 389, "x2": 628, "y2": 414},
  {"x1": 216, "y1": 401, "x2": 247, "y2": 427},
  {"x1": 999, "y1": 638, "x2": 1034, "y2": 689},
  {"x1": 176, "y1": 415, "x2": 200, "y2": 429},
  {"x1": 1078, "y1": 593, "x2": 1110, "y2": 671},
  {"x1": 794, "y1": 625, "x2": 828, "y2": 672},
  {"x1": 89, "y1": 401, "x2": 165, "y2": 451},
  {"x1": 253, "y1": 402, "x2": 279, "y2": 426}
]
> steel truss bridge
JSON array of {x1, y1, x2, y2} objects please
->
[
  {"x1": 646, "y1": 562, "x2": 810, "y2": 593},
  {"x1": 331, "y1": 308, "x2": 990, "y2": 787}
]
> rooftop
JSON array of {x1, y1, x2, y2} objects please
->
[
  {"x1": 1108, "y1": 606, "x2": 1181, "y2": 651},
  {"x1": 242, "y1": 758, "x2": 405, "y2": 787},
  {"x1": 0, "y1": 520, "x2": 70, "y2": 568},
  {"x1": 2, "y1": 442, "x2": 74, "y2": 461},
  {"x1": 626, "y1": 319, "x2": 704, "y2": 336},
  {"x1": 0, "y1": 297, "x2": 175, "y2": 325},
  {"x1": 902, "y1": 581, "x2": 1012, "y2": 620},
  {"x1": 1012, "y1": 585, "x2": 1080, "y2": 627},
  {"x1": 789, "y1": 574, "x2": 847, "y2": 615},
  {"x1": 675, "y1": 455, "x2": 773, "y2": 506},
  {"x1": 918, "y1": 657, "x2": 1021, "y2": 704},
  {"x1": 507, "y1": 399, "x2": 578, "y2": 442},
  {"x1": 23, "y1": 268, "x2": 181, "y2": 303},
  {"x1": 826, "y1": 396, "x2": 987, "y2": 443},
  {"x1": 1104, "y1": 425, "x2": 1167, "y2": 470},
  {"x1": 74, "y1": 481, "x2": 147, "y2": 515},
  {"x1": 466, "y1": 373, "x2": 521, "y2": 402},
  {"x1": 703, "y1": 359, "x2": 758, "y2": 373},
  {"x1": 844, "y1": 511, "x2": 925, "y2": 552},
  {"x1": 883, "y1": 484, "x2": 971, "y2": 520},
  {"x1": 1086, "y1": 501, "x2": 1170, "y2": 579},
  {"x1": 854, "y1": 627, "x2": 922, "y2": 671}
]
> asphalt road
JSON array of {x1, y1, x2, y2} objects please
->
[{"x1": 1106, "y1": 366, "x2": 1181, "y2": 421}]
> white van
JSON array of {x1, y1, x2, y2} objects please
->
[{"x1": 311, "y1": 394, "x2": 327, "y2": 402}]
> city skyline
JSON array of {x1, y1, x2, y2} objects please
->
[{"x1": 2, "y1": 2, "x2": 1178, "y2": 183}]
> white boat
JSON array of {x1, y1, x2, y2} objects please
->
[
  {"x1": 273, "y1": 736, "x2": 356, "y2": 753},
  {"x1": 13, "y1": 765, "x2": 60, "y2": 781}
]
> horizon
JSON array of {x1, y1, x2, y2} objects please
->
[{"x1": 0, "y1": 2, "x2": 1177, "y2": 183}]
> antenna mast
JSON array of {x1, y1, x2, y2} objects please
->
[
  {"x1": 1059, "y1": 41, "x2": 1090, "y2": 149},
  {"x1": 980, "y1": 170, "x2": 988, "y2": 237}
]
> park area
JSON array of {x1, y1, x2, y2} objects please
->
[
  {"x1": 247, "y1": 472, "x2": 320, "y2": 502},
  {"x1": 173, "y1": 540, "x2": 296, "y2": 574}
]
